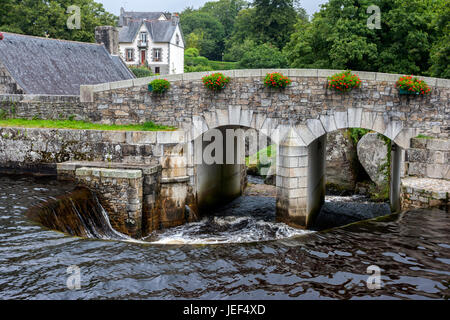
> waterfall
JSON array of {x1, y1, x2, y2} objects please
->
[{"x1": 26, "y1": 187, "x2": 131, "y2": 240}]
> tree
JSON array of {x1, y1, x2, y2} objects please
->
[
  {"x1": 239, "y1": 43, "x2": 288, "y2": 68},
  {"x1": 284, "y1": 0, "x2": 446, "y2": 77},
  {"x1": 180, "y1": 11, "x2": 225, "y2": 60},
  {"x1": 224, "y1": 38, "x2": 256, "y2": 62},
  {"x1": 0, "y1": 0, "x2": 116, "y2": 43},
  {"x1": 251, "y1": 0, "x2": 298, "y2": 49},
  {"x1": 200, "y1": 0, "x2": 248, "y2": 38},
  {"x1": 428, "y1": 0, "x2": 449, "y2": 78}
]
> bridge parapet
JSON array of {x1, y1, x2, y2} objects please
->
[{"x1": 80, "y1": 69, "x2": 450, "y2": 102}]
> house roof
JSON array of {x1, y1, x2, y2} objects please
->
[
  {"x1": 0, "y1": 32, "x2": 134, "y2": 95},
  {"x1": 118, "y1": 20, "x2": 180, "y2": 44},
  {"x1": 119, "y1": 11, "x2": 166, "y2": 27}
]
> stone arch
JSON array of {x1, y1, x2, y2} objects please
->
[{"x1": 284, "y1": 108, "x2": 418, "y2": 150}]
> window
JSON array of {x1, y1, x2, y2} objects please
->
[
  {"x1": 139, "y1": 32, "x2": 148, "y2": 47},
  {"x1": 176, "y1": 34, "x2": 180, "y2": 46},
  {"x1": 153, "y1": 48, "x2": 162, "y2": 62},
  {"x1": 154, "y1": 67, "x2": 160, "y2": 74},
  {"x1": 126, "y1": 49, "x2": 134, "y2": 62},
  {"x1": 140, "y1": 32, "x2": 147, "y2": 43}
]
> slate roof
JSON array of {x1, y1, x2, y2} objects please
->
[
  {"x1": 119, "y1": 11, "x2": 166, "y2": 27},
  {"x1": 0, "y1": 32, "x2": 135, "y2": 96},
  {"x1": 118, "y1": 20, "x2": 179, "y2": 44}
]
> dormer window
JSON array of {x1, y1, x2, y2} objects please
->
[{"x1": 140, "y1": 32, "x2": 147, "y2": 44}]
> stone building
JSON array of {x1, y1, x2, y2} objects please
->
[
  {"x1": 113, "y1": 8, "x2": 185, "y2": 75},
  {"x1": 0, "y1": 32, "x2": 135, "y2": 95}
]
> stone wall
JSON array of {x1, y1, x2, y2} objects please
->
[
  {"x1": 0, "y1": 127, "x2": 190, "y2": 237},
  {"x1": 0, "y1": 94, "x2": 85, "y2": 120},
  {"x1": 57, "y1": 162, "x2": 161, "y2": 238},
  {"x1": 81, "y1": 70, "x2": 450, "y2": 141},
  {"x1": 406, "y1": 137, "x2": 450, "y2": 180},
  {"x1": 401, "y1": 177, "x2": 449, "y2": 211},
  {"x1": 0, "y1": 61, "x2": 23, "y2": 94}
]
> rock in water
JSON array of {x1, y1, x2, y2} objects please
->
[{"x1": 357, "y1": 133, "x2": 389, "y2": 187}]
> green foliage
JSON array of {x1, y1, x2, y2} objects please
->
[
  {"x1": 202, "y1": 73, "x2": 231, "y2": 91},
  {"x1": 0, "y1": 0, "x2": 116, "y2": 42},
  {"x1": 328, "y1": 70, "x2": 362, "y2": 93},
  {"x1": 224, "y1": 39, "x2": 256, "y2": 62},
  {"x1": 246, "y1": 144, "x2": 276, "y2": 176},
  {"x1": 284, "y1": 0, "x2": 450, "y2": 79},
  {"x1": 239, "y1": 43, "x2": 288, "y2": 68},
  {"x1": 150, "y1": 79, "x2": 170, "y2": 94},
  {"x1": 264, "y1": 72, "x2": 291, "y2": 89},
  {"x1": 185, "y1": 54, "x2": 239, "y2": 73},
  {"x1": 0, "y1": 118, "x2": 176, "y2": 131},
  {"x1": 185, "y1": 47, "x2": 200, "y2": 57},
  {"x1": 348, "y1": 128, "x2": 371, "y2": 146},
  {"x1": 395, "y1": 75, "x2": 431, "y2": 95},
  {"x1": 129, "y1": 66, "x2": 153, "y2": 78},
  {"x1": 0, "y1": 109, "x2": 7, "y2": 120},
  {"x1": 180, "y1": 11, "x2": 225, "y2": 60},
  {"x1": 251, "y1": 0, "x2": 298, "y2": 49}
]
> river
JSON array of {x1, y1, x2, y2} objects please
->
[{"x1": 0, "y1": 175, "x2": 448, "y2": 299}]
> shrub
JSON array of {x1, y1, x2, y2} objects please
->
[
  {"x1": 328, "y1": 70, "x2": 362, "y2": 92},
  {"x1": 129, "y1": 66, "x2": 153, "y2": 78},
  {"x1": 202, "y1": 73, "x2": 230, "y2": 91},
  {"x1": 395, "y1": 75, "x2": 431, "y2": 95},
  {"x1": 264, "y1": 72, "x2": 291, "y2": 89},
  {"x1": 185, "y1": 48, "x2": 200, "y2": 57},
  {"x1": 149, "y1": 79, "x2": 170, "y2": 94}
]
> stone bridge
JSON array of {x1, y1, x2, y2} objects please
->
[{"x1": 68, "y1": 70, "x2": 447, "y2": 227}]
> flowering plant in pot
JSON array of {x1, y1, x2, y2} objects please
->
[
  {"x1": 264, "y1": 72, "x2": 291, "y2": 89},
  {"x1": 395, "y1": 75, "x2": 431, "y2": 95},
  {"x1": 202, "y1": 73, "x2": 230, "y2": 91},
  {"x1": 327, "y1": 70, "x2": 362, "y2": 92},
  {"x1": 148, "y1": 79, "x2": 170, "y2": 94}
]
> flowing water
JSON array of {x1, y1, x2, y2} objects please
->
[{"x1": 0, "y1": 175, "x2": 449, "y2": 299}]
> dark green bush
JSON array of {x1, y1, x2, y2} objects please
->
[
  {"x1": 150, "y1": 79, "x2": 170, "y2": 94},
  {"x1": 129, "y1": 66, "x2": 153, "y2": 78}
]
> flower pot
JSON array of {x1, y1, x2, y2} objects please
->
[
  {"x1": 147, "y1": 84, "x2": 153, "y2": 92},
  {"x1": 399, "y1": 88, "x2": 419, "y2": 95}
]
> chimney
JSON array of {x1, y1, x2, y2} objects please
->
[
  {"x1": 95, "y1": 26, "x2": 119, "y2": 55},
  {"x1": 171, "y1": 13, "x2": 179, "y2": 26}
]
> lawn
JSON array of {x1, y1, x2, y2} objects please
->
[{"x1": 0, "y1": 118, "x2": 176, "y2": 131}]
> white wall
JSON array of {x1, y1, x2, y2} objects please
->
[{"x1": 169, "y1": 25, "x2": 185, "y2": 74}]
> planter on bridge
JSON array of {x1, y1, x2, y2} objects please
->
[
  {"x1": 327, "y1": 70, "x2": 362, "y2": 93},
  {"x1": 264, "y1": 72, "x2": 291, "y2": 89},
  {"x1": 396, "y1": 75, "x2": 431, "y2": 96}
]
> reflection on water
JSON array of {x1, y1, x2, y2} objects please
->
[{"x1": 0, "y1": 175, "x2": 449, "y2": 299}]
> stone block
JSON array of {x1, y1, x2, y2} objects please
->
[
  {"x1": 348, "y1": 108, "x2": 363, "y2": 128},
  {"x1": 427, "y1": 139, "x2": 450, "y2": 151},
  {"x1": 125, "y1": 131, "x2": 157, "y2": 144},
  {"x1": 288, "y1": 69, "x2": 318, "y2": 77}
]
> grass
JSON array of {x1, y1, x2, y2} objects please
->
[
  {"x1": 0, "y1": 118, "x2": 177, "y2": 131},
  {"x1": 416, "y1": 134, "x2": 434, "y2": 139}
]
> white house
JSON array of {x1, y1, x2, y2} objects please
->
[{"x1": 117, "y1": 8, "x2": 185, "y2": 75}]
